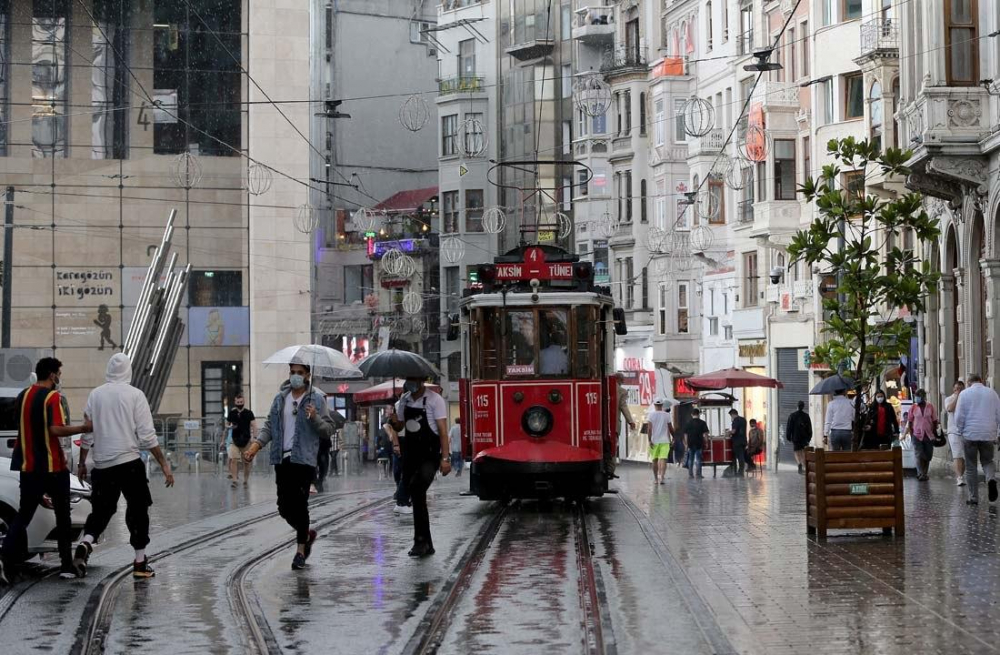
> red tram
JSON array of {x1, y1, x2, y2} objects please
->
[{"x1": 451, "y1": 245, "x2": 625, "y2": 500}]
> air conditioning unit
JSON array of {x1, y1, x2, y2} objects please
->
[{"x1": 0, "y1": 349, "x2": 51, "y2": 388}]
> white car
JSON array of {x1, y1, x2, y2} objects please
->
[{"x1": 0, "y1": 457, "x2": 91, "y2": 555}]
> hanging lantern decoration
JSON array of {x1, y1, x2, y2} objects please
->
[
  {"x1": 597, "y1": 210, "x2": 619, "y2": 239},
  {"x1": 553, "y1": 212, "x2": 573, "y2": 240},
  {"x1": 294, "y1": 203, "x2": 318, "y2": 234},
  {"x1": 381, "y1": 248, "x2": 405, "y2": 276},
  {"x1": 739, "y1": 125, "x2": 771, "y2": 163},
  {"x1": 647, "y1": 226, "x2": 667, "y2": 252},
  {"x1": 690, "y1": 224, "x2": 715, "y2": 252},
  {"x1": 171, "y1": 152, "x2": 203, "y2": 189},
  {"x1": 724, "y1": 158, "x2": 752, "y2": 191},
  {"x1": 680, "y1": 96, "x2": 716, "y2": 137},
  {"x1": 696, "y1": 186, "x2": 721, "y2": 221},
  {"x1": 354, "y1": 207, "x2": 379, "y2": 232},
  {"x1": 653, "y1": 255, "x2": 673, "y2": 277},
  {"x1": 441, "y1": 236, "x2": 465, "y2": 264},
  {"x1": 398, "y1": 95, "x2": 430, "y2": 132},
  {"x1": 397, "y1": 254, "x2": 417, "y2": 278},
  {"x1": 246, "y1": 162, "x2": 273, "y2": 196},
  {"x1": 459, "y1": 117, "x2": 488, "y2": 158},
  {"x1": 573, "y1": 73, "x2": 613, "y2": 118},
  {"x1": 483, "y1": 207, "x2": 506, "y2": 234},
  {"x1": 402, "y1": 291, "x2": 424, "y2": 315}
]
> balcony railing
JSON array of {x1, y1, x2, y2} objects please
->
[
  {"x1": 860, "y1": 18, "x2": 899, "y2": 57},
  {"x1": 601, "y1": 46, "x2": 648, "y2": 73},
  {"x1": 737, "y1": 199, "x2": 754, "y2": 225},
  {"x1": 573, "y1": 6, "x2": 614, "y2": 44},
  {"x1": 440, "y1": 0, "x2": 483, "y2": 11},
  {"x1": 438, "y1": 75, "x2": 486, "y2": 95}
]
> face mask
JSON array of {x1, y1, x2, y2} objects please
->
[
  {"x1": 876, "y1": 397, "x2": 885, "y2": 404},
  {"x1": 404, "y1": 380, "x2": 421, "y2": 394},
  {"x1": 915, "y1": 396, "x2": 924, "y2": 404},
  {"x1": 289, "y1": 374, "x2": 306, "y2": 390},
  {"x1": 53, "y1": 376, "x2": 61, "y2": 390},
  {"x1": 236, "y1": 403, "x2": 244, "y2": 409}
]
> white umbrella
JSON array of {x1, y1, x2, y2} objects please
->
[{"x1": 264, "y1": 345, "x2": 363, "y2": 379}]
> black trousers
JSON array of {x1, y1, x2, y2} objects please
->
[
  {"x1": 1, "y1": 471, "x2": 72, "y2": 568},
  {"x1": 83, "y1": 459, "x2": 152, "y2": 551},
  {"x1": 276, "y1": 461, "x2": 314, "y2": 544},
  {"x1": 732, "y1": 442, "x2": 747, "y2": 474},
  {"x1": 402, "y1": 445, "x2": 440, "y2": 547}
]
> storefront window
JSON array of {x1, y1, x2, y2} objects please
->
[
  {"x1": 189, "y1": 270, "x2": 242, "y2": 306},
  {"x1": 32, "y1": 0, "x2": 69, "y2": 158}
]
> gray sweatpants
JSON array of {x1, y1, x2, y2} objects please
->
[{"x1": 963, "y1": 440, "x2": 996, "y2": 502}]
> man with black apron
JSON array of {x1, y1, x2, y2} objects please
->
[{"x1": 389, "y1": 377, "x2": 451, "y2": 557}]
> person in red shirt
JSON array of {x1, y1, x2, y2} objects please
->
[
  {"x1": 863, "y1": 390, "x2": 899, "y2": 450},
  {"x1": 0, "y1": 358, "x2": 92, "y2": 584}
]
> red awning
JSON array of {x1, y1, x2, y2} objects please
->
[
  {"x1": 687, "y1": 367, "x2": 784, "y2": 391},
  {"x1": 353, "y1": 379, "x2": 443, "y2": 405},
  {"x1": 374, "y1": 187, "x2": 439, "y2": 213}
]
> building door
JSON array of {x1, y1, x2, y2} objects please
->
[
  {"x1": 775, "y1": 348, "x2": 809, "y2": 465},
  {"x1": 202, "y1": 361, "x2": 243, "y2": 424}
]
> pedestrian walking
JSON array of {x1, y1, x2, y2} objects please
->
[
  {"x1": 0, "y1": 358, "x2": 92, "y2": 585},
  {"x1": 645, "y1": 399, "x2": 672, "y2": 484},
  {"x1": 386, "y1": 415, "x2": 411, "y2": 514},
  {"x1": 824, "y1": 389, "x2": 854, "y2": 451},
  {"x1": 862, "y1": 390, "x2": 898, "y2": 451},
  {"x1": 945, "y1": 380, "x2": 966, "y2": 486},
  {"x1": 448, "y1": 417, "x2": 464, "y2": 477},
  {"x1": 728, "y1": 409, "x2": 748, "y2": 477},
  {"x1": 902, "y1": 388, "x2": 938, "y2": 481},
  {"x1": 226, "y1": 392, "x2": 256, "y2": 488},
  {"x1": 610, "y1": 372, "x2": 636, "y2": 479},
  {"x1": 954, "y1": 374, "x2": 1000, "y2": 505},
  {"x1": 671, "y1": 415, "x2": 686, "y2": 469},
  {"x1": 244, "y1": 364, "x2": 341, "y2": 570},
  {"x1": 72, "y1": 354, "x2": 175, "y2": 579},
  {"x1": 785, "y1": 400, "x2": 812, "y2": 474},
  {"x1": 386, "y1": 377, "x2": 451, "y2": 557},
  {"x1": 330, "y1": 428, "x2": 342, "y2": 477},
  {"x1": 683, "y1": 408, "x2": 710, "y2": 479}
]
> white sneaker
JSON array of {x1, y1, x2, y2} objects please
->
[
  {"x1": 957, "y1": 477, "x2": 967, "y2": 487},
  {"x1": 393, "y1": 504, "x2": 403, "y2": 514},
  {"x1": 396, "y1": 505, "x2": 413, "y2": 515}
]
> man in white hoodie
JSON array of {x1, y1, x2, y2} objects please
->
[{"x1": 73, "y1": 354, "x2": 174, "y2": 579}]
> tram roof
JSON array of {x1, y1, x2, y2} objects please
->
[{"x1": 459, "y1": 291, "x2": 612, "y2": 308}]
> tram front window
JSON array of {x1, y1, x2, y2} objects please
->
[
  {"x1": 539, "y1": 309, "x2": 570, "y2": 375},
  {"x1": 506, "y1": 310, "x2": 536, "y2": 374}
]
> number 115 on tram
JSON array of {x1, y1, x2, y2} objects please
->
[{"x1": 448, "y1": 245, "x2": 627, "y2": 500}]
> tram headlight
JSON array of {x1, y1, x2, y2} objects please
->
[{"x1": 522, "y1": 406, "x2": 553, "y2": 437}]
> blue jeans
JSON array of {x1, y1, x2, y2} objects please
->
[
  {"x1": 450, "y1": 451, "x2": 464, "y2": 475},
  {"x1": 392, "y1": 452, "x2": 410, "y2": 506},
  {"x1": 687, "y1": 448, "x2": 703, "y2": 477}
]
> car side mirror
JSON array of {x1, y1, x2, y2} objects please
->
[{"x1": 613, "y1": 307, "x2": 627, "y2": 335}]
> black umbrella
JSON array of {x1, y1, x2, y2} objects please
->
[
  {"x1": 357, "y1": 349, "x2": 441, "y2": 380},
  {"x1": 809, "y1": 374, "x2": 855, "y2": 395}
]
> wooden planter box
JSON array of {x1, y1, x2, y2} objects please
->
[{"x1": 805, "y1": 447, "x2": 904, "y2": 538}]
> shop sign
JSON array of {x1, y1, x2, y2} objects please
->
[
  {"x1": 619, "y1": 370, "x2": 656, "y2": 406},
  {"x1": 673, "y1": 376, "x2": 697, "y2": 398},
  {"x1": 800, "y1": 349, "x2": 830, "y2": 371},
  {"x1": 849, "y1": 483, "x2": 869, "y2": 495},
  {"x1": 738, "y1": 341, "x2": 767, "y2": 359},
  {"x1": 55, "y1": 269, "x2": 116, "y2": 303}
]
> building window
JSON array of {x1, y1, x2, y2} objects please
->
[
  {"x1": 677, "y1": 282, "x2": 689, "y2": 333},
  {"x1": 743, "y1": 251, "x2": 758, "y2": 307},
  {"x1": 442, "y1": 190, "x2": 459, "y2": 232},
  {"x1": 673, "y1": 98, "x2": 687, "y2": 143},
  {"x1": 774, "y1": 139, "x2": 797, "y2": 200},
  {"x1": 946, "y1": 0, "x2": 979, "y2": 85},
  {"x1": 654, "y1": 96, "x2": 665, "y2": 145},
  {"x1": 465, "y1": 189, "x2": 484, "y2": 232},
  {"x1": 870, "y1": 81, "x2": 883, "y2": 151},
  {"x1": 658, "y1": 285, "x2": 669, "y2": 335},
  {"x1": 788, "y1": 27, "x2": 796, "y2": 81},
  {"x1": 843, "y1": 0, "x2": 862, "y2": 21},
  {"x1": 656, "y1": 179, "x2": 667, "y2": 227},
  {"x1": 640, "y1": 179, "x2": 648, "y2": 223},
  {"x1": 442, "y1": 114, "x2": 458, "y2": 156},
  {"x1": 708, "y1": 175, "x2": 726, "y2": 224},
  {"x1": 738, "y1": 1, "x2": 753, "y2": 55},
  {"x1": 625, "y1": 170, "x2": 633, "y2": 222},
  {"x1": 615, "y1": 92, "x2": 623, "y2": 135},
  {"x1": 724, "y1": 325, "x2": 733, "y2": 340},
  {"x1": 344, "y1": 266, "x2": 373, "y2": 305},
  {"x1": 615, "y1": 172, "x2": 623, "y2": 222},
  {"x1": 577, "y1": 107, "x2": 588, "y2": 138},
  {"x1": 624, "y1": 91, "x2": 632, "y2": 134},
  {"x1": 821, "y1": 0, "x2": 832, "y2": 26},
  {"x1": 842, "y1": 170, "x2": 865, "y2": 201},
  {"x1": 641, "y1": 267, "x2": 648, "y2": 309},
  {"x1": 91, "y1": 0, "x2": 129, "y2": 159},
  {"x1": 801, "y1": 21, "x2": 809, "y2": 78},
  {"x1": 189, "y1": 270, "x2": 242, "y2": 306},
  {"x1": 821, "y1": 78, "x2": 835, "y2": 124},
  {"x1": 722, "y1": 0, "x2": 729, "y2": 41},
  {"x1": 709, "y1": 317, "x2": 719, "y2": 336},
  {"x1": 153, "y1": 1, "x2": 243, "y2": 156},
  {"x1": 464, "y1": 112, "x2": 485, "y2": 156},
  {"x1": 459, "y1": 38, "x2": 476, "y2": 77},
  {"x1": 803, "y1": 135, "x2": 811, "y2": 184},
  {"x1": 625, "y1": 257, "x2": 634, "y2": 309},
  {"x1": 445, "y1": 267, "x2": 460, "y2": 313},
  {"x1": 578, "y1": 168, "x2": 589, "y2": 197},
  {"x1": 32, "y1": 0, "x2": 70, "y2": 158},
  {"x1": 707, "y1": 0, "x2": 713, "y2": 51},
  {"x1": 639, "y1": 92, "x2": 647, "y2": 135},
  {"x1": 845, "y1": 73, "x2": 864, "y2": 119}
]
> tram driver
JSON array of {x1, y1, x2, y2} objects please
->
[{"x1": 539, "y1": 311, "x2": 569, "y2": 376}]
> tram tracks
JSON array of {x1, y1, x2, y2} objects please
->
[
  {"x1": 405, "y1": 500, "x2": 616, "y2": 655},
  {"x1": 63, "y1": 488, "x2": 388, "y2": 655}
]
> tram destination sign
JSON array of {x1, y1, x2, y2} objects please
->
[{"x1": 493, "y1": 247, "x2": 577, "y2": 281}]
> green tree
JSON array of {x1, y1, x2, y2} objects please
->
[{"x1": 788, "y1": 138, "x2": 941, "y2": 450}]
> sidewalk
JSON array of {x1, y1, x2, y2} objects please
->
[{"x1": 617, "y1": 461, "x2": 1000, "y2": 655}]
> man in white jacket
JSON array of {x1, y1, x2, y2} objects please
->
[
  {"x1": 73, "y1": 354, "x2": 174, "y2": 578},
  {"x1": 954, "y1": 373, "x2": 1000, "y2": 506}
]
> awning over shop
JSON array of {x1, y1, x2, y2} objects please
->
[{"x1": 352, "y1": 379, "x2": 443, "y2": 405}]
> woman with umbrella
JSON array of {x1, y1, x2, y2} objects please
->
[{"x1": 361, "y1": 351, "x2": 451, "y2": 557}]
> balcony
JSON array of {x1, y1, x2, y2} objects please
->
[
  {"x1": 859, "y1": 18, "x2": 899, "y2": 60},
  {"x1": 601, "y1": 46, "x2": 648, "y2": 74},
  {"x1": 688, "y1": 128, "x2": 725, "y2": 156},
  {"x1": 794, "y1": 280, "x2": 813, "y2": 299},
  {"x1": 750, "y1": 200, "x2": 800, "y2": 240},
  {"x1": 573, "y1": 6, "x2": 614, "y2": 45},
  {"x1": 438, "y1": 75, "x2": 486, "y2": 96},
  {"x1": 573, "y1": 135, "x2": 610, "y2": 158},
  {"x1": 439, "y1": 0, "x2": 483, "y2": 11},
  {"x1": 752, "y1": 80, "x2": 800, "y2": 111}
]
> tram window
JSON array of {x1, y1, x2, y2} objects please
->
[
  {"x1": 574, "y1": 306, "x2": 597, "y2": 378},
  {"x1": 539, "y1": 309, "x2": 570, "y2": 376},
  {"x1": 506, "y1": 310, "x2": 537, "y2": 375},
  {"x1": 473, "y1": 308, "x2": 500, "y2": 379}
]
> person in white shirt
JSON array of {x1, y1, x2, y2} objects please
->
[
  {"x1": 945, "y1": 380, "x2": 966, "y2": 487},
  {"x1": 74, "y1": 354, "x2": 174, "y2": 580},
  {"x1": 645, "y1": 399, "x2": 673, "y2": 484},
  {"x1": 448, "y1": 418, "x2": 464, "y2": 477},
  {"x1": 954, "y1": 373, "x2": 1000, "y2": 505},
  {"x1": 824, "y1": 389, "x2": 855, "y2": 451}
]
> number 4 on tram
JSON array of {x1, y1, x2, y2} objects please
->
[{"x1": 448, "y1": 245, "x2": 627, "y2": 500}]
